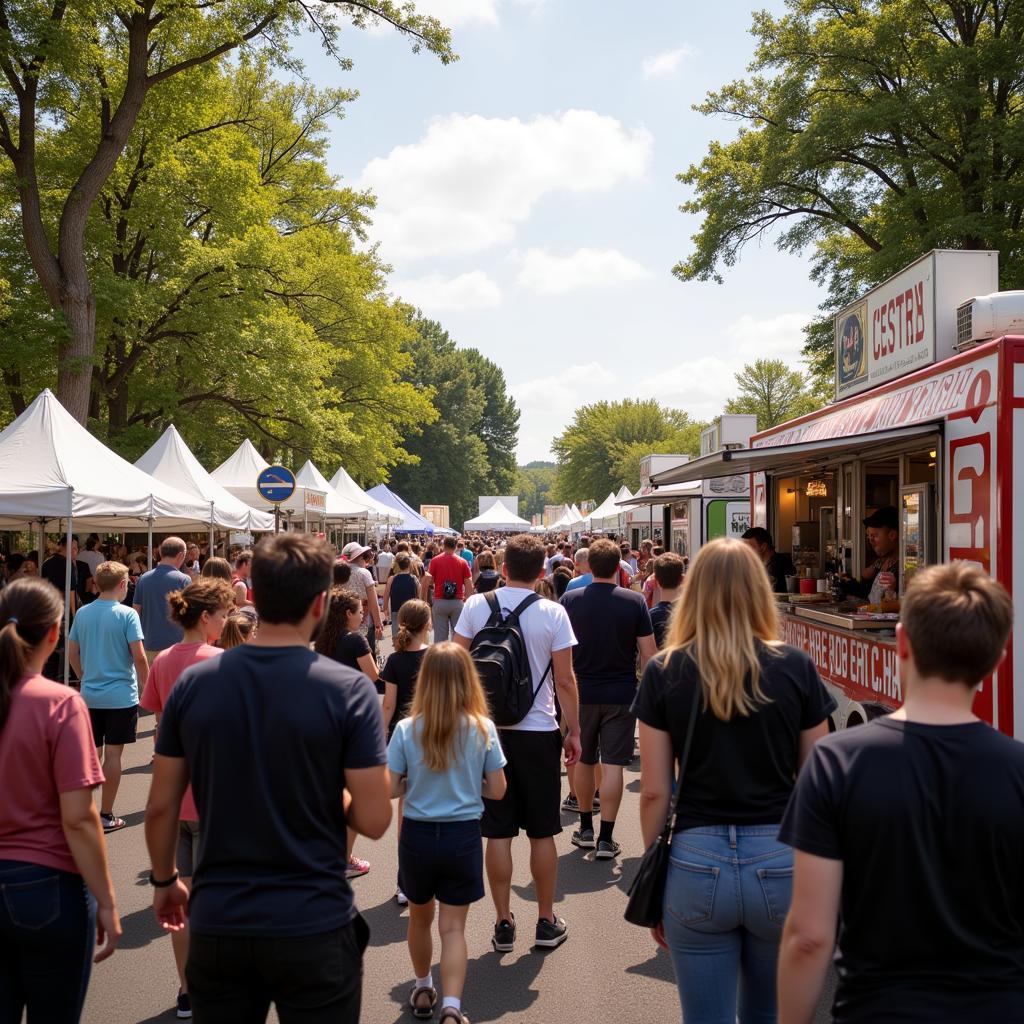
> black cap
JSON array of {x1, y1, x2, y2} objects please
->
[{"x1": 863, "y1": 505, "x2": 898, "y2": 530}]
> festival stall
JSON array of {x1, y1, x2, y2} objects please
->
[
  {"x1": 463, "y1": 499, "x2": 531, "y2": 533},
  {"x1": 329, "y1": 464, "x2": 402, "y2": 526},
  {"x1": 367, "y1": 484, "x2": 443, "y2": 534}
]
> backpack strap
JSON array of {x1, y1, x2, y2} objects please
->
[
  {"x1": 483, "y1": 590, "x2": 503, "y2": 626},
  {"x1": 505, "y1": 591, "x2": 543, "y2": 626}
]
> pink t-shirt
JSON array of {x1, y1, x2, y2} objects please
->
[
  {"x1": 141, "y1": 642, "x2": 222, "y2": 821},
  {"x1": 0, "y1": 675, "x2": 104, "y2": 873}
]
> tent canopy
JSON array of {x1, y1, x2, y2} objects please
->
[
  {"x1": 464, "y1": 499, "x2": 531, "y2": 532},
  {"x1": 329, "y1": 465, "x2": 402, "y2": 524},
  {"x1": 586, "y1": 491, "x2": 622, "y2": 530},
  {"x1": 211, "y1": 440, "x2": 325, "y2": 518},
  {"x1": 135, "y1": 426, "x2": 275, "y2": 532},
  {"x1": 0, "y1": 390, "x2": 215, "y2": 529},
  {"x1": 366, "y1": 484, "x2": 439, "y2": 533},
  {"x1": 296, "y1": 461, "x2": 378, "y2": 521}
]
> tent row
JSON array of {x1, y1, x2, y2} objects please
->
[{"x1": 533, "y1": 486, "x2": 634, "y2": 535}]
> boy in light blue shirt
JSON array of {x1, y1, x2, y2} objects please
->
[{"x1": 68, "y1": 561, "x2": 149, "y2": 832}]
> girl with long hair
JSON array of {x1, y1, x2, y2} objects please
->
[
  {"x1": 389, "y1": 643, "x2": 507, "y2": 1024},
  {"x1": 382, "y1": 553, "x2": 419, "y2": 637},
  {"x1": 218, "y1": 609, "x2": 257, "y2": 649},
  {"x1": 140, "y1": 577, "x2": 234, "y2": 1018},
  {"x1": 0, "y1": 579, "x2": 122, "y2": 1020},
  {"x1": 633, "y1": 539, "x2": 835, "y2": 1023}
]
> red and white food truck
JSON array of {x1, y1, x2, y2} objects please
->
[{"x1": 652, "y1": 250, "x2": 1024, "y2": 735}]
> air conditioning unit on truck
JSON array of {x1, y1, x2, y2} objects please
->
[{"x1": 650, "y1": 250, "x2": 1024, "y2": 736}]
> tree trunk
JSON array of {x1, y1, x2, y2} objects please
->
[{"x1": 56, "y1": 282, "x2": 97, "y2": 425}]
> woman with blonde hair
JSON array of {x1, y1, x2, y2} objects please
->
[
  {"x1": 389, "y1": 642, "x2": 507, "y2": 1024},
  {"x1": 633, "y1": 538, "x2": 835, "y2": 1023}
]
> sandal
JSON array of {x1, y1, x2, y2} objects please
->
[
  {"x1": 439, "y1": 1009, "x2": 469, "y2": 1023},
  {"x1": 100, "y1": 814, "x2": 126, "y2": 833},
  {"x1": 409, "y1": 985, "x2": 437, "y2": 1020}
]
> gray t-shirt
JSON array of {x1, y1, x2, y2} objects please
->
[{"x1": 134, "y1": 564, "x2": 191, "y2": 651}]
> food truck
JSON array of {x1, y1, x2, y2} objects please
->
[{"x1": 651, "y1": 250, "x2": 1024, "y2": 737}]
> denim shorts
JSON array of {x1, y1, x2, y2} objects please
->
[{"x1": 398, "y1": 819, "x2": 484, "y2": 906}]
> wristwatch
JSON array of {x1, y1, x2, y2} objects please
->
[{"x1": 148, "y1": 871, "x2": 179, "y2": 888}]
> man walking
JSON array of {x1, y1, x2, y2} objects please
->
[
  {"x1": 134, "y1": 538, "x2": 191, "y2": 662},
  {"x1": 145, "y1": 533, "x2": 391, "y2": 1022},
  {"x1": 455, "y1": 533, "x2": 580, "y2": 951},
  {"x1": 431, "y1": 536, "x2": 474, "y2": 643},
  {"x1": 649, "y1": 552, "x2": 685, "y2": 648},
  {"x1": 68, "y1": 561, "x2": 149, "y2": 832},
  {"x1": 560, "y1": 538, "x2": 656, "y2": 859},
  {"x1": 778, "y1": 563, "x2": 1022, "y2": 1023},
  {"x1": 563, "y1": 548, "x2": 592, "y2": 592}
]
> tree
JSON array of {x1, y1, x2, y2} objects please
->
[
  {"x1": 0, "y1": 58, "x2": 434, "y2": 480},
  {"x1": 463, "y1": 349, "x2": 521, "y2": 497},
  {"x1": 552, "y1": 399, "x2": 705, "y2": 502},
  {"x1": 516, "y1": 461, "x2": 556, "y2": 519},
  {"x1": 675, "y1": 0, "x2": 1024, "y2": 388},
  {"x1": 0, "y1": 1, "x2": 454, "y2": 423},
  {"x1": 724, "y1": 359, "x2": 822, "y2": 430}
]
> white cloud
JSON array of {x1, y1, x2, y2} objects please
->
[
  {"x1": 511, "y1": 312, "x2": 812, "y2": 461},
  {"x1": 410, "y1": 0, "x2": 500, "y2": 26},
  {"x1": 641, "y1": 46, "x2": 695, "y2": 79},
  {"x1": 359, "y1": 110, "x2": 653, "y2": 260},
  {"x1": 514, "y1": 247, "x2": 652, "y2": 294},
  {"x1": 392, "y1": 270, "x2": 501, "y2": 312}
]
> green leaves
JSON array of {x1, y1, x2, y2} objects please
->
[{"x1": 724, "y1": 358, "x2": 822, "y2": 431}]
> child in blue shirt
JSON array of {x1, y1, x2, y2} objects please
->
[{"x1": 388, "y1": 642, "x2": 506, "y2": 1024}]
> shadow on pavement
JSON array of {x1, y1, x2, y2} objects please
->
[
  {"x1": 625, "y1": 948, "x2": 676, "y2": 984},
  {"x1": 114, "y1": 903, "x2": 167, "y2": 951},
  {"x1": 362, "y1": 895, "x2": 413, "y2": 948}
]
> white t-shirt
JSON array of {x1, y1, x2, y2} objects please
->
[
  {"x1": 352, "y1": 565, "x2": 377, "y2": 621},
  {"x1": 455, "y1": 586, "x2": 576, "y2": 732},
  {"x1": 78, "y1": 549, "x2": 105, "y2": 577},
  {"x1": 375, "y1": 551, "x2": 395, "y2": 583}
]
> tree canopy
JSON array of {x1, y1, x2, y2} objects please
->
[
  {"x1": 725, "y1": 359, "x2": 823, "y2": 430},
  {"x1": 516, "y1": 461, "x2": 556, "y2": 520},
  {"x1": 552, "y1": 399, "x2": 705, "y2": 502},
  {"x1": 676, "y1": 0, "x2": 1024, "y2": 386}
]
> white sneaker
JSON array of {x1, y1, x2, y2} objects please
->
[{"x1": 396, "y1": 888, "x2": 409, "y2": 906}]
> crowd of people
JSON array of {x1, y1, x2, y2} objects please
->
[{"x1": 0, "y1": 522, "x2": 1021, "y2": 1024}]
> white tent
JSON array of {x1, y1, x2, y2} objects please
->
[
  {"x1": 210, "y1": 440, "x2": 326, "y2": 526},
  {"x1": 568, "y1": 504, "x2": 586, "y2": 531},
  {"x1": 587, "y1": 491, "x2": 624, "y2": 531},
  {"x1": 615, "y1": 485, "x2": 634, "y2": 504},
  {"x1": 296, "y1": 460, "x2": 378, "y2": 521},
  {"x1": 135, "y1": 426, "x2": 275, "y2": 539},
  {"x1": 0, "y1": 390, "x2": 218, "y2": 681},
  {"x1": 463, "y1": 499, "x2": 531, "y2": 533},
  {"x1": 328, "y1": 464, "x2": 402, "y2": 525}
]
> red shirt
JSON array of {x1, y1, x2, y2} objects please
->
[
  {"x1": 0, "y1": 675, "x2": 104, "y2": 873},
  {"x1": 141, "y1": 642, "x2": 222, "y2": 821},
  {"x1": 431, "y1": 552, "x2": 472, "y2": 601}
]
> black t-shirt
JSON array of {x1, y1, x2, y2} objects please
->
[
  {"x1": 41, "y1": 554, "x2": 77, "y2": 596},
  {"x1": 560, "y1": 583, "x2": 653, "y2": 704},
  {"x1": 381, "y1": 648, "x2": 426, "y2": 736},
  {"x1": 764, "y1": 551, "x2": 796, "y2": 592},
  {"x1": 331, "y1": 630, "x2": 371, "y2": 671},
  {"x1": 388, "y1": 573, "x2": 419, "y2": 612},
  {"x1": 649, "y1": 600, "x2": 674, "y2": 649},
  {"x1": 155, "y1": 644, "x2": 387, "y2": 937},
  {"x1": 633, "y1": 643, "x2": 835, "y2": 828},
  {"x1": 780, "y1": 718, "x2": 1024, "y2": 1023},
  {"x1": 475, "y1": 570, "x2": 500, "y2": 593}
]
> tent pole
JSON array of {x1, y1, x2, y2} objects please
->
[
  {"x1": 63, "y1": 515, "x2": 73, "y2": 686},
  {"x1": 208, "y1": 504, "x2": 215, "y2": 558},
  {"x1": 147, "y1": 519, "x2": 154, "y2": 570}
]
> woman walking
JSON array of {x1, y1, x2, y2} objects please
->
[
  {"x1": 389, "y1": 643, "x2": 507, "y2": 1023},
  {"x1": 140, "y1": 577, "x2": 234, "y2": 1019},
  {"x1": 634, "y1": 539, "x2": 835, "y2": 1023},
  {"x1": 383, "y1": 553, "x2": 420, "y2": 637},
  {"x1": 0, "y1": 578, "x2": 122, "y2": 1021}
]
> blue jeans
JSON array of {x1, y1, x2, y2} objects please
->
[
  {"x1": 662, "y1": 825, "x2": 792, "y2": 1024},
  {"x1": 0, "y1": 859, "x2": 97, "y2": 1023}
]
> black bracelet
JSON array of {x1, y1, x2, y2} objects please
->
[{"x1": 149, "y1": 871, "x2": 179, "y2": 888}]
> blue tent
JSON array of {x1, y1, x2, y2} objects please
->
[{"x1": 367, "y1": 484, "x2": 443, "y2": 534}]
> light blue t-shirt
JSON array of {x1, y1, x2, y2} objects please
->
[
  {"x1": 458, "y1": 549, "x2": 474, "y2": 568},
  {"x1": 388, "y1": 715, "x2": 506, "y2": 822},
  {"x1": 69, "y1": 599, "x2": 144, "y2": 709},
  {"x1": 565, "y1": 573, "x2": 593, "y2": 592},
  {"x1": 133, "y1": 564, "x2": 191, "y2": 651}
]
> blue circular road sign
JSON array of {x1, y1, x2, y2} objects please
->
[{"x1": 257, "y1": 465, "x2": 296, "y2": 504}]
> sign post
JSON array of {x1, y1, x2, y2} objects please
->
[{"x1": 256, "y1": 466, "x2": 297, "y2": 533}]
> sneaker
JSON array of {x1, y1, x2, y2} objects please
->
[
  {"x1": 345, "y1": 855, "x2": 370, "y2": 879},
  {"x1": 534, "y1": 915, "x2": 568, "y2": 949},
  {"x1": 492, "y1": 915, "x2": 516, "y2": 952},
  {"x1": 176, "y1": 991, "x2": 192, "y2": 1019},
  {"x1": 396, "y1": 888, "x2": 408, "y2": 906},
  {"x1": 571, "y1": 827, "x2": 595, "y2": 849},
  {"x1": 100, "y1": 813, "x2": 126, "y2": 833},
  {"x1": 595, "y1": 838, "x2": 621, "y2": 860},
  {"x1": 561, "y1": 793, "x2": 579, "y2": 813}
]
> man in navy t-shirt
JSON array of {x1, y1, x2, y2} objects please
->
[
  {"x1": 560, "y1": 538, "x2": 656, "y2": 859},
  {"x1": 145, "y1": 533, "x2": 391, "y2": 1022}
]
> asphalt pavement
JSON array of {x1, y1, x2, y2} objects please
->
[{"x1": 80, "y1": 641, "x2": 836, "y2": 1023}]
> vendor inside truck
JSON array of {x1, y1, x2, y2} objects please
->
[{"x1": 841, "y1": 505, "x2": 900, "y2": 604}]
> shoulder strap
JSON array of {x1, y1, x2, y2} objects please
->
[
  {"x1": 505, "y1": 591, "x2": 542, "y2": 626},
  {"x1": 483, "y1": 590, "x2": 502, "y2": 625},
  {"x1": 659, "y1": 658, "x2": 701, "y2": 841}
]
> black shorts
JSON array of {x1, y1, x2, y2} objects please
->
[
  {"x1": 579, "y1": 703, "x2": 637, "y2": 766},
  {"x1": 88, "y1": 705, "x2": 139, "y2": 747},
  {"x1": 481, "y1": 728, "x2": 562, "y2": 840},
  {"x1": 177, "y1": 821, "x2": 202, "y2": 878},
  {"x1": 398, "y1": 819, "x2": 484, "y2": 906}
]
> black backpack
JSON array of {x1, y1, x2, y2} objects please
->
[{"x1": 469, "y1": 591, "x2": 552, "y2": 727}]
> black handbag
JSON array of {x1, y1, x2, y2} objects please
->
[{"x1": 624, "y1": 676, "x2": 701, "y2": 928}]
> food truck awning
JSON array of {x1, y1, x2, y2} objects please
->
[
  {"x1": 650, "y1": 424, "x2": 941, "y2": 486},
  {"x1": 617, "y1": 481, "x2": 704, "y2": 508}
]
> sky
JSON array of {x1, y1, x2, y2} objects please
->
[{"x1": 290, "y1": 0, "x2": 826, "y2": 462}]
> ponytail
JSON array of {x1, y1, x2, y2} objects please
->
[
  {"x1": 0, "y1": 578, "x2": 64, "y2": 731},
  {"x1": 394, "y1": 599, "x2": 431, "y2": 652}
]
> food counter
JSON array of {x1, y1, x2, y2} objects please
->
[{"x1": 775, "y1": 597, "x2": 902, "y2": 712}]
